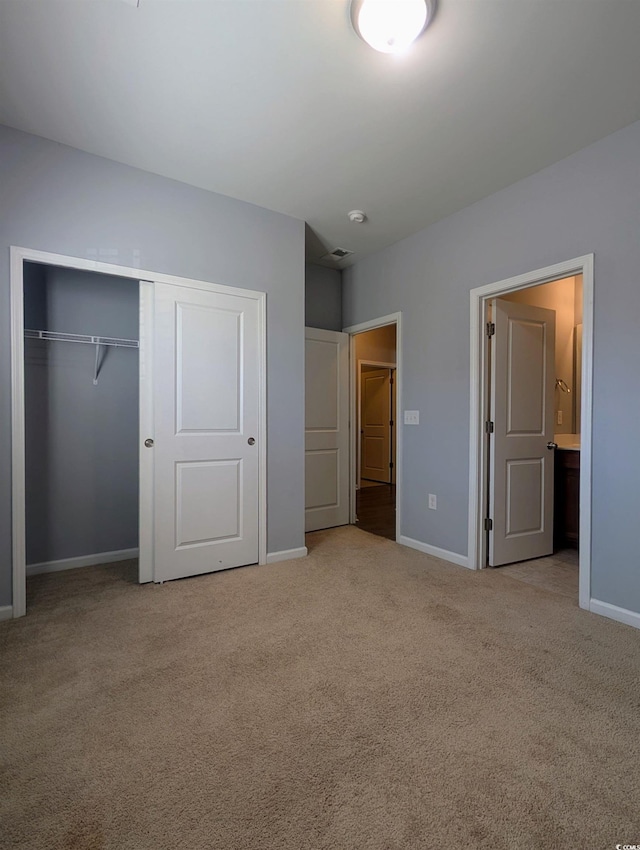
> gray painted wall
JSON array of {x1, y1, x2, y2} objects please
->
[
  {"x1": 0, "y1": 124, "x2": 305, "y2": 608},
  {"x1": 24, "y1": 265, "x2": 139, "y2": 564},
  {"x1": 343, "y1": 119, "x2": 640, "y2": 615},
  {"x1": 305, "y1": 263, "x2": 342, "y2": 331}
]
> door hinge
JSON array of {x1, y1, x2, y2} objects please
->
[
  {"x1": 485, "y1": 420, "x2": 494, "y2": 434},
  {"x1": 484, "y1": 517, "x2": 493, "y2": 531},
  {"x1": 389, "y1": 462, "x2": 394, "y2": 469},
  {"x1": 486, "y1": 321, "x2": 495, "y2": 337},
  {"x1": 390, "y1": 420, "x2": 394, "y2": 427},
  {"x1": 390, "y1": 377, "x2": 394, "y2": 385}
]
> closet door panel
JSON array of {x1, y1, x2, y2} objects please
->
[
  {"x1": 153, "y1": 282, "x2": 259, "y2": 581},
  {"x1": 176, "y1": 304, "x2": 241, "y2": 433}
]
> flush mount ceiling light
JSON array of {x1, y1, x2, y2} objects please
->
[{"x1": 350, "y1": 0, "x2": 436, "y2": 54}]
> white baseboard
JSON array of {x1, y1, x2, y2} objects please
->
[
  {"x1": 27, "y1": 547, "x2": 139, "y2": 577},
  {"x1": 0, "y1": 605, "x2": 13, "y2": 622},
  {"x1": 266, "y1": 546, "x2": 308, "y2": 565},
  {"x1": 589, "y1": 598, "x2": 640, "y2": 631},
  {"x1": 398, "y1": 535, "x2": 470, "y2": 569}
]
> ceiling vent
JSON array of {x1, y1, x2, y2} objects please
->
[{"x1": 321, "y1": 247, "x2": 353, "y2": 262}]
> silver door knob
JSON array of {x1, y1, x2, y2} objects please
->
[
  {"x1": 247, "y1": 437, "x2": 256, "y2": 446},
  {"x1": 144, "y1": 438, "x2": 154, "y2": 448},
  {"x1": 546, "y1": 441, "x2": 558, "y2": 450}
]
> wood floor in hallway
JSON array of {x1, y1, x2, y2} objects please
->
[{"x1": 356, "y1": 483, "x2": 396, "y2": 540}]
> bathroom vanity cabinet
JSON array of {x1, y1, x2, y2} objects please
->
[{"x1": 554, "y1": 449, "x2": 580, "y2": 548}]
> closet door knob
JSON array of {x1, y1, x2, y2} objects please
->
[
  {"x1": 144, "y1": 438, "x2": 154, "y2": 448},
  {"x1": 247, "y1": 437, "x2": 256, "y2": 446}
]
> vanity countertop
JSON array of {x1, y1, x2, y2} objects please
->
[{"x1": 555, "y1": 433, "x2": 580, "y2": 451}]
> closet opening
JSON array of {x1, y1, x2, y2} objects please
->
[
  {"x1": 12, "y1": 245, "x2": 268, "y2": 618},
  {"x1": 23, "y1": 261, "x2": 141, "y2": 599}
]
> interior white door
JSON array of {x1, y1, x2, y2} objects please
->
[
  {"x1": 153, "y1": 281, "x2": 260, "y2": 582},
  {"x1": 305, "y1": 327, "x2": 349, "y2": 532},
  {"x1": 489, "y1": 298, "x2": 556, "y2": 566},
  {"x1": 361, "y1": 368, "x2": 391, "y2": 483}
]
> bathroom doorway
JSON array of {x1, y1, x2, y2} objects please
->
[{"x1": 468, "y1": 256, "x2": 593, "y2": 610}]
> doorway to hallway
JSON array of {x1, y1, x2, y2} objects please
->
[
  {"x1": 356, "y1": 484, "x2": 396, "y2": 541},
  {"x1": 303, "y1": 312, "x2": 402, "y2": 542},
  {"x1": 350, "y1": 322, "x2": 398, "y2": 541}
]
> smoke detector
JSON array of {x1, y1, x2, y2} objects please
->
[{"x1": 348, "y1": 210, "x2": 367, "y2": 223}]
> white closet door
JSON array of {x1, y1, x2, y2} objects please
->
[
  {"x1": 305, "y1": 327, "x2": 349, "y2": 532},
  {"x1": 152, "y1": 282, "x2": 260, "y2": 581}
]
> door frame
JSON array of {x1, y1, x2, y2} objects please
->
[
  {"x1": 357, "y1": 360, "x2": 396, "y2": 485},
  {"x1": 343, "y1": 313, "x2": 402, "y2": 540},
  {"x1": 10, "y1": 246, "x2": 267, "y2": 618},
  {"x1": 468, "y1": 254, "x2": 594, "y2": 610}
]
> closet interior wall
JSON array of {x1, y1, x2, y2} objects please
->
[{"x1": 23, "y1": 263, "x2": 139, "y2": 569}]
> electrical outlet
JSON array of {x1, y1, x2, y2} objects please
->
[
  {"x1": 428, "y1": 493, "x2": 437, "y2": 510},
  {"x1": 404, "y1": 410, "x2": 420, "y2": 425},
  {"x1": 557, "y1": 410, "x2": 563, "y2": 425}
]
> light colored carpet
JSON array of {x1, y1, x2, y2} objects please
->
[{"x1": 2, "y1": 526, "x2": 639, "y2": 849}]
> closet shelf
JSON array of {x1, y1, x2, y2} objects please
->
[
  {"x1": 24, "y1": 329, "x2": 139, "y2": 348},
  {"x1": 25, "y1": 329, "x2": 139, "y2": 385}
]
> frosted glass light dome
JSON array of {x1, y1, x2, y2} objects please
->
[{"x1": 351, "y1": 0, "x2": 436, "y2": 54}]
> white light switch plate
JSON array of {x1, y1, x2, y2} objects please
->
[{"x1": 404, "y1": 410, "x2": 419, "y2": 425}]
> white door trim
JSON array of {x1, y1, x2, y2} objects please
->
[
  {"x1": 468, "y1": 255, "x2": 594, "y2": 611},
  {"x1": 10, "y1": 246, "x2": 268, "y2": 618},
  {"x1": 343, "y1": 313, "x2": 402, "y2": 540},
  {"x1": 138, "y1": 281, "x2": 155, "y2": 584}
]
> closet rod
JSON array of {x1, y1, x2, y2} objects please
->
[{"x1": 24, "y1": 329, "x2": 139, "y2": 349}]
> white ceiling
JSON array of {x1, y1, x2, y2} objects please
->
[{"x1": 1, "y1": 0, "x2": 640, "y2": 268}]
